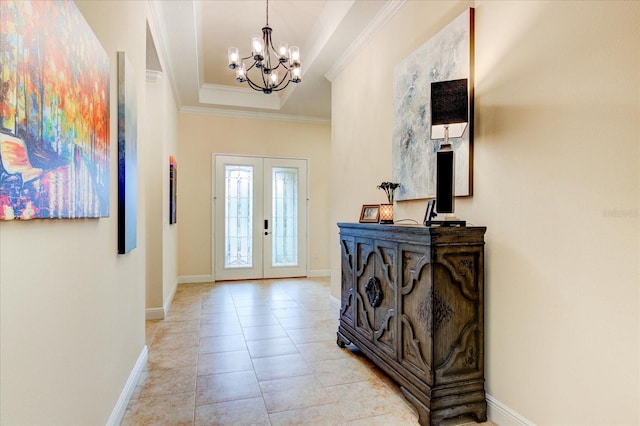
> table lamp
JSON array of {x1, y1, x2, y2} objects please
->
[{"x1": 430, "y1": 78, "x2": 468, "y2": 226}]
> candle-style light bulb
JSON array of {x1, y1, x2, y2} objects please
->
[{"x1": 228, "y1": 47, "x2": 239, "y2": 69}]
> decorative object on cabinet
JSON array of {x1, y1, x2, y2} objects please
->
[
  {"x1": 377, "y1": 181, "x2": 401, "y2": 204},
  {"x1": 0, "y1": 0, "x2": 110, "y2": 220},
  {"x1": 377, "y1": 182, "x2": 400, "y2": 224},
  {"x1": 169, "y1": 156, "x2": 177, "y2": 224},
  {"x1": 379, "y1": 203, "x2": 394, "y2": 224},
  {"x1": 423, "y1": 200, "x2": 436, "y2": 226},
  {"x1": 392, "y1": 8, "x2": 474, "y2": 202},
  {"x1": 359, "y1": 204, "x2": 380, "y2": 223},
  {"x1": 117, "y1": 52, "x2": 137, "y2": 254},
  {"x1": 337, "y1": 222, "x2": 487, "y2": 425}
]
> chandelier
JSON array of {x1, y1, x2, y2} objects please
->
[{"x1": 227, "y1": 0, "x2": 301, "y2": 94}]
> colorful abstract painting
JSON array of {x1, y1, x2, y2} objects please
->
[
  {"x1": 392, "y1": 8, "x2": 474, "y2": 201},
  {"x1": 117, "y1": 52, "x2": 136, "y2": 254},
  {"x1": 0, "y1": 0, "x2": 110, "y2": 220}
]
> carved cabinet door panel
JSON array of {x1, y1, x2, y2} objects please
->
[
  {"x1": 354, "y1": 239, "x2": 376, "y2": 340},
  {"x1": 339, "y1": 236, "x2": 355, "y2": 327},
  {"x1": 370, "y1": 241, "x2": 398, "y2": 358},
  {"x1": 353, "y1": 239, "x2": 398, "y2": 358},
  {"x1": 399, "y1": 245, "x2": 434, "y2": 385},
  {"x1": 433, "y1": 247, "x2": 484, "y2": 385}
]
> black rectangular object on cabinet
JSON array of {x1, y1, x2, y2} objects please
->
[{"x1": 436, "y1": 150, "x2": 454, "y2": 213}]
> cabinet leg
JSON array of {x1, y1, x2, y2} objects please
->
[
  {"x1": 401, "y1": 386, "x2": 431, "y2": 426},
  {"x1": 336, "y1": 331, "x2": 351, "y2": 348},
  {"x1": 471, "y1": 405, "x2": 488, "y2": 423},
  {"x1": 475, "y1": 412, "x2": 488, "y2": 422}
]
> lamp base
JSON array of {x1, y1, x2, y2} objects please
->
[{"x1": 429, "y1": 219, "x2": 466, "y2": 227}]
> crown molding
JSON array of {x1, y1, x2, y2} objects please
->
[
  {"x1": 199, "y1": 84, "x2": 281, "y2": 110},
  {"x1": 180, "y1": 106, "x2": 330, "y2": 125},
  {"x1": 325, "y1": 0, "x2": 405, "y2": 82}
]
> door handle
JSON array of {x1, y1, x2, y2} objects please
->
[{"x1": 264, "y1": 219, "x2": 269, "y2": 235}]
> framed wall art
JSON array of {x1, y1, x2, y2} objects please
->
[
  {"x1": 0, "y1": 0, "x2": 110, "y2": 220},
  {"x1": 169, "y1": 155, "x2": 177, "y2": 225},
  {"x1": 392, "y1": 8, "x2": 474, "y2": 201},
  {"x1": 117, "y1": 51, "x2": 137, "y2": 254}
]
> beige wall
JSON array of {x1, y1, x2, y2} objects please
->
[
  {"x1": 145, "y1": 63, "x2": 179, "y2": 316},
  {"x1": 0, "y1": 0, "x2": 153, "y2": 424},
  {"x1": 177, "y1": 113, "x2": 331, "y2": 280},
  {"x1": 146, "y1": 79, "x2": 164, "y2": 309},
  {"x1": 162, "y1": 79, "x2": 179, "y2": 310},
  {"x1": 331, "y1": 1, "x2": 639, "y2": 424}
]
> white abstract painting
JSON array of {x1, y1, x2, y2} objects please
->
[{"x1": 392, "y1": 8, "x2": 474, "y2": 201}]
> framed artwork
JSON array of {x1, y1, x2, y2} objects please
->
[
  {"x1": 0, "y1": 0, "x2": 110, "y2": 220},
  {"x1": 169, "y1": 156, "x2": 177, "y2": 224},
  {"x1": 392, "y1": 8, "x2": 474, "y2": 201},
  {"x1": 117, "y1": 52, "x2": 137, "y2": 254},
  {"x1": 359, "y1": 204, "x2": 380, "y2": 223}
]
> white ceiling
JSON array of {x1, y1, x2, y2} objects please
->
[{"x1": 148, "y1": 0, "x2": 404, "y2": 122}]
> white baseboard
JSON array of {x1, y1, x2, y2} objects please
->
[
  {"x1": 178, "y1": 273, "x2": 330, "y2": 282},
  {"x1": 164, "y1": 280, "x2": 177, "y2": 313},
  {"x1": 145, "y1": 280, "x2": 179, "y2": 320},
  {"x1": 487, "y1": 393, "x2": 534, "y2": 426},
  {"x1": 308, "y1": 269, "x2": 331, "y2": 277},
  {"x1": 178, "y1": 274, "x2": 213, "y2": 284},
  {"x1": 145, "y1": 308, "x2": 164, "y2": 320},
  {"x1": 107, "y1": 345, "x2": 148, "y2": 426}
]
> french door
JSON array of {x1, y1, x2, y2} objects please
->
[{"x1": 213, "y1": 155, "x2": 308, "y2": 280}]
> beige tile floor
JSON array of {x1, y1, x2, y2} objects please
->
[{"x1": 121, "y1": 277, "x2": 494, "y2": 426}]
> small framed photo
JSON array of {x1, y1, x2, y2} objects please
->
[
  {"x1": 423, "y1": 200, "x2": 436, "y2": 226},
  {"x1": 359, "y1": 204, "x2": 380, "y2": 223}
]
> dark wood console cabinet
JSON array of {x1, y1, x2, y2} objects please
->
[{"x1": 337, "y1": 223, "x2": 487, "y2": 425}]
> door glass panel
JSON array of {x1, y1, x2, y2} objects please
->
[
  {"x1": 225, "y1": 165, "x2": 253, "y2": 268},
  {"x1": 272, "y1": 167, "x2": 298, "y2": 266}
]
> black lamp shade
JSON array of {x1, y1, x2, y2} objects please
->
[{"x1": 431, "y1": 78, "x2": 468, "y2": 125}]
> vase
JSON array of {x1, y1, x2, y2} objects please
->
[{"x1": 379, "y1": 203, "x2": 394, "y2": 224}]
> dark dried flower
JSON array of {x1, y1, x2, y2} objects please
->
[{"x1": 377, "y1": 182, "x2": 401, "y2": 204}]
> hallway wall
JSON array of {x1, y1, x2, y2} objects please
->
[{"x1": 145, "y1": 59, "x2": 179, "y2": 319}]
